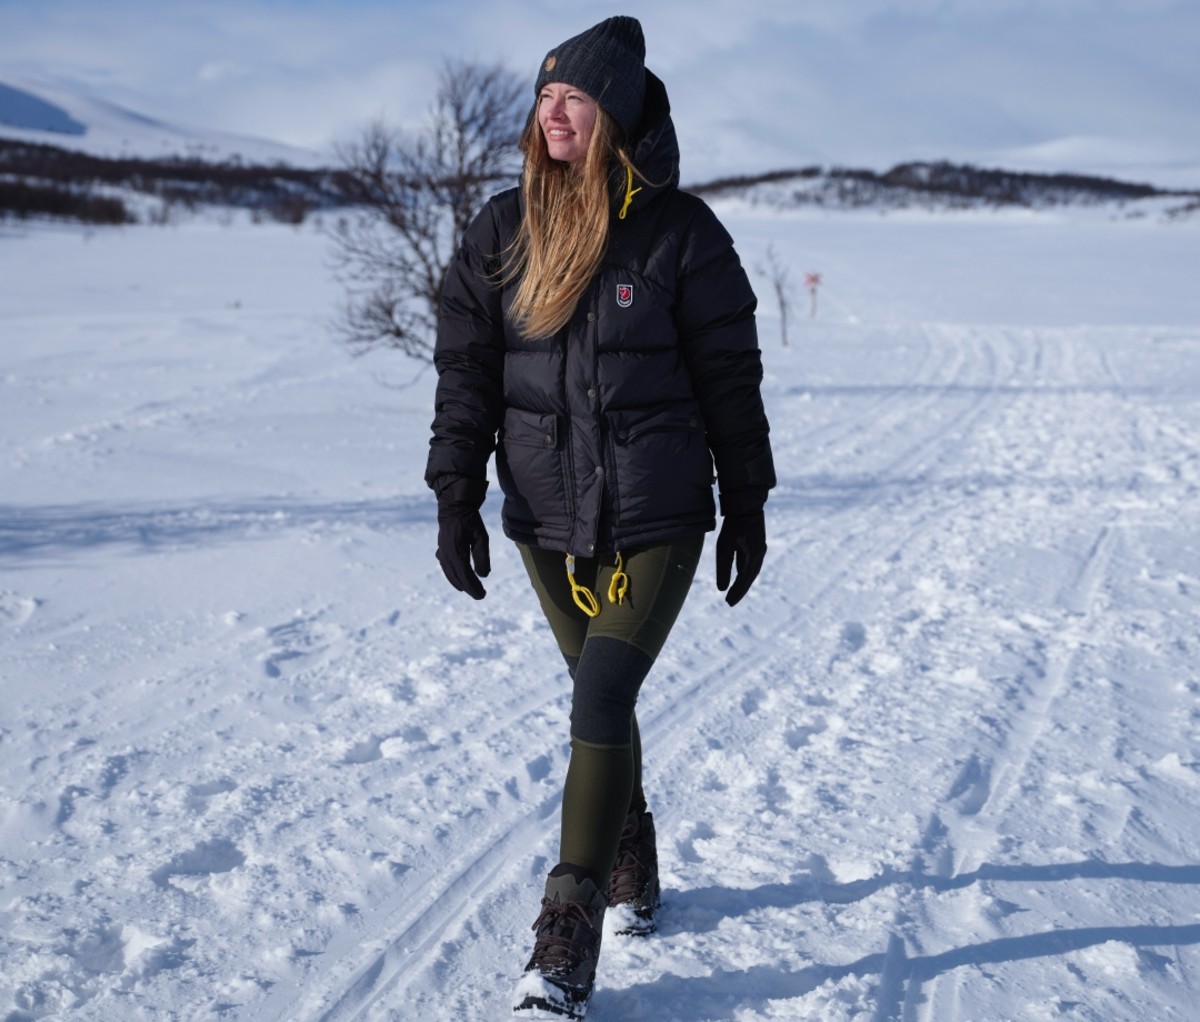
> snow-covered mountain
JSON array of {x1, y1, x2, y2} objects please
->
[{"x1": 0, "y1": 75, "x2": 326, "y2": 167}]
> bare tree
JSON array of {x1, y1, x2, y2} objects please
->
[
  {"x1": 756, "y1": 243, "x2": 796, "y2": 347},
  {"x1": 329, "y1": 59, "x2": 527, "y2": 361}
]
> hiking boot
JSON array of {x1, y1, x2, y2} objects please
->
[
  {"x1": 606, "y1": 809, "x2": 661, "y2": 936},
  {"x1": 512, "y1": 868, "x2": 607, "y2": 1019}
]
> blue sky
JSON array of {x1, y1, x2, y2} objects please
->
[{"x1": 2, "y1": 0, "x2": 1198, "y2": 183}]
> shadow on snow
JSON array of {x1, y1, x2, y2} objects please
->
[
  {"x1": 627, "y1": 859, "x2": 1200, "y2": 1020},
  {"x1": 0, "y1": 495, "x2": 434, "y2": 563}
]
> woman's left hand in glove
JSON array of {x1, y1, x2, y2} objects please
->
[{"x1": 715, "y1": 510, "x2": 766, "y2": 606}]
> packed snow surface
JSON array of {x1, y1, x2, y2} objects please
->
[{"x1": 2, "y1": 202, "x2": 1199, "y2": 1021}]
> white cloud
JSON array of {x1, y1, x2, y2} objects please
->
[{"x1": 197, "y1": 60, "x2": 251, "y2": 85}]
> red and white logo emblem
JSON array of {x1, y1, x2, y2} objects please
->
[{"x1": 616, "y1": 284, "x2": 633, "y2": 308}]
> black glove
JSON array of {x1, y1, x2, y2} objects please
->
[
  {"x1": 715, "y1": 510, "x2": 766, "y2": 607},
  {"x1": 436, "y1": 508, "x2": 491, "y2": 600}
]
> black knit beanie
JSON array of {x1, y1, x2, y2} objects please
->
[{"x1": 534, "y1": 15, "x2": 646, "y2": 137}]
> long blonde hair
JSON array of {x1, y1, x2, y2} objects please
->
[{"x1": 505, "y1": 105, "x2": 632, "y2": 339}]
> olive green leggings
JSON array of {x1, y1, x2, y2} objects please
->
[{"x1": 518, "y1": 535, "x2": 704, "y2": 884}]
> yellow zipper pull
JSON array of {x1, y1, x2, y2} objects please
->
[
  {"x1": 607, "y1": 551, "x2": 629, "y2": 605},
  {"x1": 566, "y1": 554, "x2": 601, "y2": 618}
]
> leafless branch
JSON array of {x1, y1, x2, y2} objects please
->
[{"x1": 328, "y1": 59, "x2": 526, "y2": 361}]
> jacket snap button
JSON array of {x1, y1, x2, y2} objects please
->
[
  {"x1": 587, "y1": 388, "x2": 596, "y2": 399},
  {"x1": 594, "y1": 465, "x2": 604, "y2": 476},
  {"x1": 544, "y1": 434, "x2": 553, "y2": 445},
  {"x1": 587, "y1": 312, "x2": 596, "y2": 322}
]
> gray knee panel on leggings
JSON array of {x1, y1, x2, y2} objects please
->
[{"x1": 569, "y1": 636, "x2": 654, "y2": 745}]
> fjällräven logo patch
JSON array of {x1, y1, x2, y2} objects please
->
[{"x1": 616, "y1": 284, "x2": 633, "y2": 308}]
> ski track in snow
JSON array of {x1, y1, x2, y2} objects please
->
[{"x1": 2, "y1": 212, "x2": 1200, "y2": 1021}]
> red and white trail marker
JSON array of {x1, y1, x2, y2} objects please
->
[{"x1": 805, "y1": 272, "x2": 822, "y2": 317}]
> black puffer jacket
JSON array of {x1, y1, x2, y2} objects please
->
[{"x1": 425, "y1": 72, "x2": 775, "y2": 556}]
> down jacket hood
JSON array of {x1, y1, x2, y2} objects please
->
[{"x1": 605, "y1": 69, "x2": 679, "y2": 217}]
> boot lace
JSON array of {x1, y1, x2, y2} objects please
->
[
  {"x1": 608, "y1": 847, "x2": 649, "y2": 903},
  {"x1": 528, "y1": 897, "x2": 600, "y2": 975},
  {"x1": 608, "y1": 818, "x2": 650, "y2": 904}
]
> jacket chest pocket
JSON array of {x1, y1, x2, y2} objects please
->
[{"x1": 502, "y1": 407, "x2": 560, "y2": 450}]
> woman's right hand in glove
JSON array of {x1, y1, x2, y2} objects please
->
[{"x1": 436, "y1": 509, "x2": 491, "y2": 600}]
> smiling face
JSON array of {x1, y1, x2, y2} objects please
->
[{"x1": 537, "y1": 82, "x2": 599, "y2": 167}]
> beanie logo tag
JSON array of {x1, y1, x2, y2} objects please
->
[
  {"x1": 616, "y1": 284, "x2": 633, "y2": 308},
  {"x1": 544, "y1": 55, "x2": 557, "y2": 73}
]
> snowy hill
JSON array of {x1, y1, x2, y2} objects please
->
[
  {"x1": 4, "y1": 131, "x2": 1197, "y2": 230},
  {"x1": 0, "y1": 75, "x2": 325, "y2": 167},
  {"x1": 692, "y1": 163, "x2": 1200, "y2": 220}
]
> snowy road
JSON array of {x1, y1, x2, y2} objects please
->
[{"x1": 2, "y1": 210, "x2": 1199, "y2": 1021}]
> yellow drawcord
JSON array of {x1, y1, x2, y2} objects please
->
[
  {"x1": 564, "y1": 551, "x2": 630, "y2": 616},
  {"x1": 617, "y1": 165, "x2": 642, "y2": 220},
  {"x1": 607, "y1": 551, "x2": 629, "y2": 606},
  {"x1": 566, "y1": 554, "x2": 601, "y2": 618}
]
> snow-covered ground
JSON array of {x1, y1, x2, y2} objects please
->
[{"x1": 2, "y1": 201, "x2": 1199, "y2": 1021}]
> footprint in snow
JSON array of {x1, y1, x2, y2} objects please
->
[
  {"x1": 676, "y1": 822, "x2": 716, "y2": 864},
  {"x1": 785, "y1": 717, "x2": 829, "y2": 749},
  {"x1": 150, "y1": 837, "x2": 246, "y2": 888},
  {"x1": 0, "y1": 591, "x2": 40, "y2": 629},
  {"x1": 342, "y1": 737, "x2": 384, "y2": 764},
  {"x1": 185, "y1": 778, "x2": 238, "y2": 814},
  {"x1": 839, "y1": 620, "x2": 867, "y2": 653},
  {"x1": 827, "y1": 620, "x2": 867, "y2": 671},
  {"x1": 741, "y1": 686, "x2": 766, "y2": 716}
]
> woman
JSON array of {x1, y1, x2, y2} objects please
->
[{"x1": 424, "y1": 16, "x2": 775, "y2": 1019}]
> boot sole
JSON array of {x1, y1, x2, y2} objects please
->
[
  {"x1": 609, "y1": 882, "x2": 661, "y2": 936},
  {"x1": 513, "y1": 970, "x2": 592, "y2": 1019}
]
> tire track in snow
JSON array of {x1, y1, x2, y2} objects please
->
[
  {"x1": 272, "y1": 322, "x2": 1118, "y2": 1021},
  {"x1": 613, "y1": 323, "x2": 1038, "y2": 1019},
  {"x1": 276, "y1": 392, "x2": 981, "y2": 1022},
  {"x1": 639, "y1": 325, "x2": 1015, "y2": 765},
  {"x1": 873, "y1": 325, "x2": 1124, "y2": 1018},
  {"x1": 786, "y1": 324, "x2": 1001, "y2": 488},
  {"x1": 300, "y1": 792, "x2": 561, "y2": 1022},
  {"x1": 258, "y1": 329, "x2": 987, "y2": 1022},
  {"x1": 627, "y1": 323, "x2": 1146, "y2": 1020},
  {"x1": 241, "y1": 605, "x2": 578, "y2": 1021},
  {"x1": 930, "y1": 521, "x2": 1119, "y2": 870},
  {"x1": 296, "y1": 613, "x2": 817, "y2": 1021}
]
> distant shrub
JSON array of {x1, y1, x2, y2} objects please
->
[
  {"x1": 0, "y1": 179, "x2": 132, "y2": 224},
  {"x1": 688, "y1": 166, "x2": 822, "y2": 194},
  {"x1": 0, "y1": 139, "x2": 353, "y2": 225},
  {"x1": 689, "y1": 160, "x2": 1197, "y2": 212},
  {"x1": 265, "y1": 193, "x2": 315, "y2": 225}
]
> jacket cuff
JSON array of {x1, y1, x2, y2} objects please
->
[
  {"x1": 719, "y1": 488, "x2": 768, "y2": 517},
  {"x1": 435, "y1": 476, "x2": 488, "y2": 512}
]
